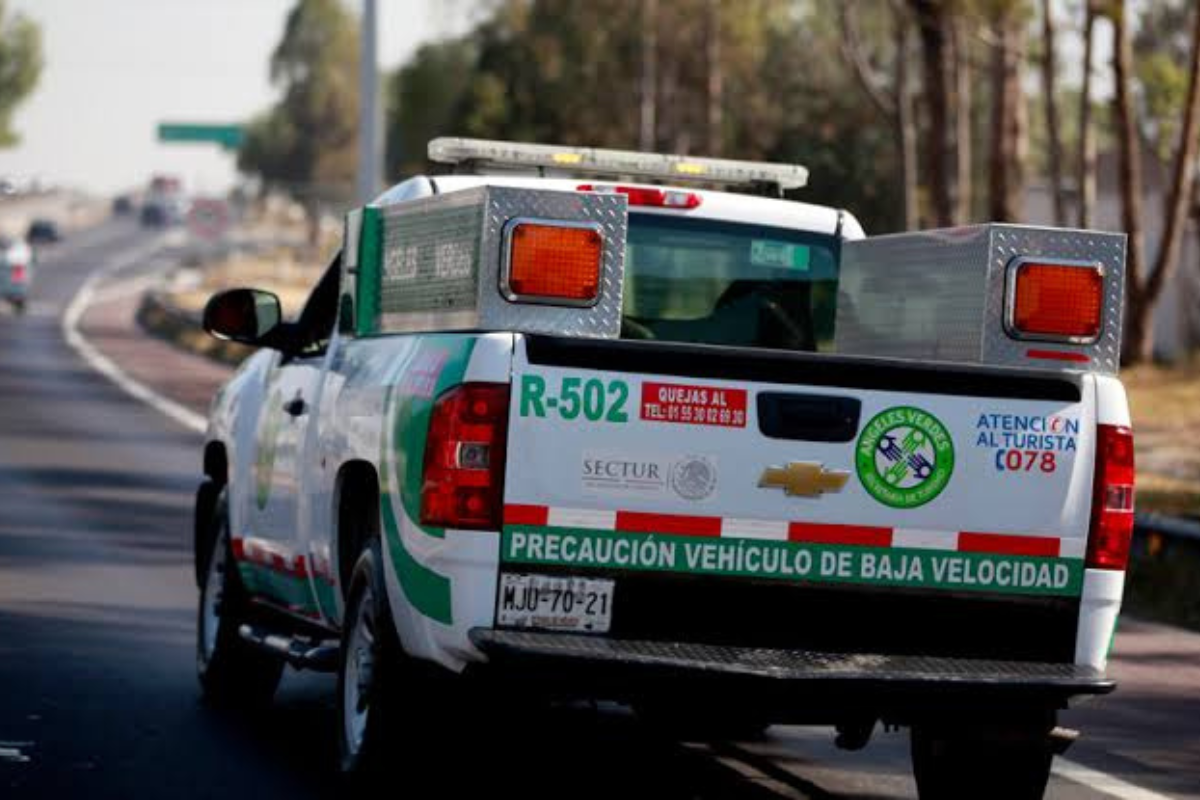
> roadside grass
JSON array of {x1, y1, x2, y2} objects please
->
[
  {"x1": 1123, "y1": 361, "x2": 1200, "y2": 518},
  {"x1": 168, "y1": 246, "x2": 321, "y2": 318}
]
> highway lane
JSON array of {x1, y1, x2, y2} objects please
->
[
  {"x1": 0, "y1": 220, "x2": 1189, "y2": 799},
  {"x1": 0, "y1": 221, "x2": 337, "y2": 798}
]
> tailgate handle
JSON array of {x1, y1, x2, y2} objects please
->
[{"x1": 757, "y1": 393, "x2": 861, "y2": 443}]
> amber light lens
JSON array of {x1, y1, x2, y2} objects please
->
[
  {"x1": 1012, "y1": 263, "x2": 1103, "y2": 340},
  {"x1": 507, "y1": 223, "x2": 602, "y2": 303}
]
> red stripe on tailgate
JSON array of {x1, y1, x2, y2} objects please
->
[
  {"x1": 788, "y1": 522, "x2": 893, "y2": 547},
  {"x1": 615, "y1": 511, "x2": 722, "y2": 537},
  {"x1": 957, "y1": 532, "x2": 1060, "y2": 558},
  {"x1": 504, "y1": 504, "x2": 550, "y2": 526}
]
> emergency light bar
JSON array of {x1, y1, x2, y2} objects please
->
[{"x1": 428, "y1": 137, "x2": 809, "y2": 192}]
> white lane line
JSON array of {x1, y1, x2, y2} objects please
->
[
  {"x1": 1053, "y1": 757, "x2": 1178, "y2": 800},
  {"x1": 0, "y1": 741, "x2": 32, "y2": 763},
  {"x1": 88, "y1": 272, "x2": 164, "y2": 304},
  {"x1": 61, "y1": 237, "x2": 207, "y2": 435}
]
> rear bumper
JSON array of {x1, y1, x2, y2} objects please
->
[{"x1": 470, "y1": 628, "x2": 1113, "y2": 717}]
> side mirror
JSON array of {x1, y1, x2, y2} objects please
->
[{"x1": 202, "y1": 288, "x2": 282, "y2": 346}]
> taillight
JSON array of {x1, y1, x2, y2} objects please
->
[
  {"x1": 10, "y1": 264, "x2": 27, "y2": 284},
  {"x1": 501, "y1": 220, "x2": 603, "y2": 305},
  {"x1": 577, "y1": 183, "x2": 702, "y2": 209},
  {"x1": 1086, "y1": 424, "x2": 1135, "y2": 570},
  {"x1": 420, "y1": 383, "x2": 510, "y2": 529},
  {"x1": 1006, "y1": 259, "x2": 1104, "y2": 342}
]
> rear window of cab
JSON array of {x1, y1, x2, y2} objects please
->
[{"x1": 621, "y1": 214, "x2": 839, "y2": 353}]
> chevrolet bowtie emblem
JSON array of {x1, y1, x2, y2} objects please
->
[{"x1": 758, "y1": 462, "x2": 850, "y2": 497}]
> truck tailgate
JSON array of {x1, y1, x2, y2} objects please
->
[{"x1": 499, "y1": 335, "x2": 1094, "y2": 661}]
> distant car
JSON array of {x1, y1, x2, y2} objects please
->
[
  {"x1": 140, "y1": 202, "x2": 168, "y2": 228},
  {"x1": 0, "y1": 236, "x2": 33, "y2": 312},
  {"x1": 112, "y1": 195, "x2": 135, "y2": 216},
  {"x1": 26, "y1": 219, "x2": 62, "y2": 245}
]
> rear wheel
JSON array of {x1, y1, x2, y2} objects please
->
[
  {"x1": 910, "y1": 715, "x2": 1054, "y2": 800},
  {"x1": 196, "y1": 489, "x2": 284, "y2": 706},
  {"x1": 336, "y1": 540, "x2": 406, "y2": 776}
]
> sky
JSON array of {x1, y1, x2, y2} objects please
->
[{"x1": 0, "y1": 0, "x2": 475, "y2": 196}]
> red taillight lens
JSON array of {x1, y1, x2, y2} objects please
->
[
  {"x1": 1008, "y1": 261, "x2": 1104, "y2": 341},
  {"x1": 577, "y1": 184, "x2": 702, "y2": 209},
  {"x1": 10, "y1": 264, "x2": 27, "y2": 284},
  {"x1": 503, "y1": 221, "x2": 603, "y2": 304},
  {"x1": 420, "y1": 383, "x2": 510, "y2": 530},
  {"x1": 1086, "y1": 424, "x2": 1135, "y2": 570}
]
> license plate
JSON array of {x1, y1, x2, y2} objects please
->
[{"x1": 497, "y1": 573, "x2": 614, "y2": 633}]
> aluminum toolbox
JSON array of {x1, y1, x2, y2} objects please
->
[
  {"x1": 834, "y1": 224, "x2": 1126, "y2": 374},
  {"x1": 344, "y1": 185, "x2": 629, "y2": 338}
]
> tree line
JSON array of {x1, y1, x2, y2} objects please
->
[{"x1": 239, "y1": 0, "x2": 1200, "y2": 364}]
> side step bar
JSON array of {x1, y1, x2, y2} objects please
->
[{"x1": 238, "y1": 624, "x2": 339, "y2": 673}]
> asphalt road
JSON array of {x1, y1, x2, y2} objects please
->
[{"x1": 0, "y1": 220, "x2": 1193, "y2": 799}]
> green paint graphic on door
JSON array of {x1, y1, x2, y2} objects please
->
[{"x1": 255, "y1": 390, "x2": 284, "y2": 510}]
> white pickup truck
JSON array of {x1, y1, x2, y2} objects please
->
[{"x1": 195, "y1": 139, "x2": 1133, "y2": 798}]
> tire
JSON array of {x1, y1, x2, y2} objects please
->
[
  {"x1": 196, "y1": 489, "x2": 284, "y2": 706},
  {"x1": 911, "y1": 719, "x2": 1054, "y2": 800},
  {"x1": 194, "y1": 480, "x2": 220, "y2": 587},
  {"x1": 336, "y1": 539, "x2": 407, "y2": 776}
]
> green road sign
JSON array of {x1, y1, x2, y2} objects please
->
[{"x1": 157, "y1": 123, "x2": 244, "y2": 150}]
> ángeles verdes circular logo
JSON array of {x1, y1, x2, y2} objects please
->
[{"x1": 856, "y1": 406, "x2": 954, "y2": 509}]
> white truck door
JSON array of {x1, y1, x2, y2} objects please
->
[{"x1": 242, "y1": 262, "x2": 341, "y2": 620}]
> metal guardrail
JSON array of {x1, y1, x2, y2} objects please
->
[
  {"x1": 1135, "y1": 512, "x2": 1200, "y2": 544},
  {"x1": 1128, "y1": 511, "x2": 1200, "y2": 631}
]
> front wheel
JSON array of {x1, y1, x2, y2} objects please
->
[
  {"x1": 910, "y1": 716, "x2": 1054, "y2": 800},
  {"x1": 196, "y1": 489, "x2": 284, "y2": 706}
]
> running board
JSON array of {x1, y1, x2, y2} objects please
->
[{"x1": 238, "y1": 624, "x2": 339, "y2": 672}]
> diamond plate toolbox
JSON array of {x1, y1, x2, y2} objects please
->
[
  {"x1": 354, "y1": 185, "x2": 628, "y2": 338},
  {"x1": 834, "y1": 224, "x2": 1126, "y2": 374}
]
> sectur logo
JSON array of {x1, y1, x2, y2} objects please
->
[{"x1": 856, "y1": 406, "x2": 954, "y2": 509}]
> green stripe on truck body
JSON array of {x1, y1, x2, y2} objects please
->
[{"x1": 501, "y1": 526, "x2": 1084, "y2": 597}]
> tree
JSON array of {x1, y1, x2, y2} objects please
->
[
  {"x1": 952, "y1": 13, "x2": 973, "y2": 224},
  {"x1": 0, "y1": 1, "x2": 42, "y2": 147},
  {"x1": 384, "y1": 39, "x2": 475, "y2": 179},
  {"x1": 383, "y1": 0, "x2": 906, "y2": 232},
  {"x1": 987, "y1": 2, "x2": 1026, "y2": 223},
  {"x1": 1039, "y1": 0, "x2": 1066, "y2": 226},
  {"x1": 238, "y1": 0, "x2": 359, "y2": 240},
  {"x1": 909, "y1": 0, "x2": 955, "y2": 226},
  {"x1": 1077, "y1": 0, "x2": 1097, "y2": 228},
  {"x1": 1113, "y1": 0, "x2": 1200, "y2": 362},
  {"x1": 838, "y1": 0, "x2": 918, "y2": 229}
]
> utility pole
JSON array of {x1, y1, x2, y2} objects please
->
[{"x1": 357, "y1": 0, "x2": 381, "y2": 204}]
